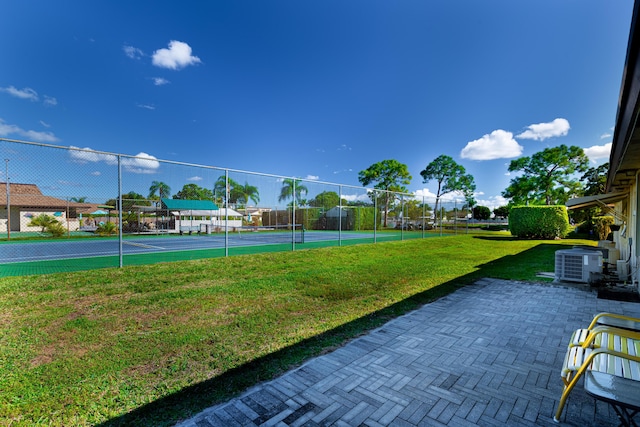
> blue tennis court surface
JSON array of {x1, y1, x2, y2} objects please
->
[{"x1": 0, "y1": 231, "x2": 401, "y2": 264}]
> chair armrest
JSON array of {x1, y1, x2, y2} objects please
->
[{"x1": 588, "y1": 312, "x2": 640, "y2": 331}]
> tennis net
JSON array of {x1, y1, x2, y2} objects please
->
[{"x1": 234, "y1": 224, "x2": 304, "y2": 244}]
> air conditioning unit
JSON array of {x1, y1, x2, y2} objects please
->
[{"x1": 555, "y1": 248, "x2": 602, "y2": 283}]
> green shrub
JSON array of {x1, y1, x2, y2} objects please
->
[
  {"x1": 593, "y1": 215, "x2": 614, "y2": 240},
  {"x1": 353, "y1": 206, "x2": 377, "y2": 230},
  {"x1": 46, "y1": 221, "x2": 66, "y2": 237},
  {"x1": 509, "y1": 205, "x2": 571, "y2": 239},
  {"x1": 96, "y1": 222, "x2": 118, "y2": 236},
  {"x1": 27, "y1": 213, "x2": 59, "y2": 232}
]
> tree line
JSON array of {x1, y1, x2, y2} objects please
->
[
  {"x1": 89, "y1": 144, "x2": 604, "y2": 226},
  {"x1": 357, "y1": 144, "x2": 606, "y2": 225}
]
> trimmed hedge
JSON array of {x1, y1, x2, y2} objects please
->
[
  {"x1": 262, "y1": 206, "x2": 379, "y2": 231},
  {"x1": 509, "y1": 205, "x2": 571, "y2": 239}
]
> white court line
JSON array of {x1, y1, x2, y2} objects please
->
[{"x1": 123, "y1": 241, "x2": 166, "y2": 250}]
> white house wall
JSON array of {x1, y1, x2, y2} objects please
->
[
  {"x1": 634, "y1": 175, "x2": 640, "y2": 289},
  {"x1": 0, "y1": 208, "x2": 81, "y2": 233},
  {"x1": 616, "y1": 176, "x2": 640, "y2": 290}
]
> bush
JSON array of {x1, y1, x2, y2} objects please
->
[
  {"x1": 96, "y1": 222, "x2": 118, "y2": 236},
  {"x1": 46, "y1": 221, "x2": 66, "y2": 237},
  {"x1": 27, "y1": 213, "x2": 59, "y2": 233},
  {"x1": 473, "y1": 206, "x2": 491, "y2": 220},
  {"x1": 509, "y1": 206, "x2": 571, "y2": 239},
  {"x1": 593, "y1": 215, "x2": 614, "y2": 240}
]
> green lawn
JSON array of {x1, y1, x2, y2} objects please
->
[{"x1": 0, "y1": 232, "x2": 594, "y2": 426}]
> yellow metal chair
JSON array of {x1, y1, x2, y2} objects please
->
[{"x1": 555, "y1": 313, "x2": 640, "y2": 422}]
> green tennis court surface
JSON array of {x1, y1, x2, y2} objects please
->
[{"x1": 0, "y1": 230, "x2": 435, "y2": 276}]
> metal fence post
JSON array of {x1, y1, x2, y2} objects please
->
[
  {"x1": 4, "y1": 159, "x2": 9, "y2": 240},
  {"x1": 373, "y1": 189, "x2": 377, "y2": 243},
  {"x1": 225, "y1": 170, "x2": 229, "y2": 257},
  {"x1": 292, "y1": 179, "x2": 296, "y2": 251},
  {"x1": 118, "y1": 155, "x2": 123, "y2": 268},
  {"x1": 338, "y1": 185, "x2": 342, "y2": 246}
]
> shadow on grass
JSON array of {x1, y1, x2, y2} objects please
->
[{"x1": 97, "y1": 241, "x2": 579, "y2": 427}]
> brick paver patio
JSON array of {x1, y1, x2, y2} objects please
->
[{"x1": 175, "y1": 278, "x2": 640, "y2": 426}]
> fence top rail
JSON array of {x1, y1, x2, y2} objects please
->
[{"x1": 0, "y1": 137, "x2": 466, "y2": 202}]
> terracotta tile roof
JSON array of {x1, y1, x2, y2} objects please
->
[{"x1": 0, "y1": 182, "x2": 93, "y2": 211}]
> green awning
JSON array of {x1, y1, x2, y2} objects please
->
[{"x1": 161, "y1": 198, "x2": 218, "y2": 211}]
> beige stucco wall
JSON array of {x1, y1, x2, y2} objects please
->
[{"x1": 0, "y1": 208, "x2": 81, "y2": 233}]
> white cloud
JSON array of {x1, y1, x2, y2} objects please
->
[
  {"x1": 0, "y1": 121, "x2": 21, "y2": 136},
  {"x1": 0, "y1": 86, "x2": 38, "y2": 101},
  {"x1": 584, "y1": 142, "x2": 612, "y2": 163},
  {"x1": 40, "y1": 120, "x2": 51, "y2": 128},
  {"x1": 21, "y1": 129, "x2": 60, "y2": 143},
  {"x1": 123, "y1": 45, "x2": 144, "y2": 60},
  {"x1": 460, "y1": 129, "x2": 523, "y2": 160},
  {"x1": 305, "y1": 175, "x2": 319, "y2": 181},
  {"x1": 413, "y1": 190, "x2": 507, "y2": 211},
  {"x1": 152, "y1": 40, "x2": 201, "y2": 70},
  {"x1": 136, "y1": 103, "x2": 156, "y2": 110},
  {"x1": 188, "y1": 176, "x2": 203, "y2": 181},
  {"x1": 153, "y1": 77, "x2": 170, "y2": 86},
  {"x1": 1, "y1": 86, "x2": 57, "y2": 107},
  {"x1": 69, "y1": 146, "x2": 117, "y2": 164},
  {"x1": 0, "y1": 118, "x2": 59, "y2": 143},
  {"x1": 341, "y1": 192, "x2": 371, "y2": 203},
  {"x1": 600, "y1": 133, "x2": 612, "y2": 139},
  {"x1": 474, "y1": 195, "x2": 509, "y2": 211},
  {"x1": 121, "y1": 152, "x2": 160, "y2": 174},
  {"x1": 413, "y1": 188, "x2": 469, "y2": 203},
  {"x1": 517, "y1": 118, "x2": 570, "y2": 141},
  {"x1": 68, "y1": 147, "x2": 159, "y2": 174},
  {"x1": 43, "y1": 95, "x2": 57, "y2": 106},
  {"x1": 337, "y1": 144, "x2": 352, "y2": 151}
]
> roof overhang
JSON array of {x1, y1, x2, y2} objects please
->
[
  {"x1": 161, "y1": 198, "x2": 218, "y2": 211},
  {"x1": 608, "y1": 1, "x2": 640, "y2": 192},
  {"x1": 566, "y1": 192, "x2": 628, "y2": 210},
  {"x1": 170, "y1": 208, "x2": 242, "y2": 217}
]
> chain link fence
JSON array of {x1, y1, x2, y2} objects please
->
[{"x1": 0, "y1": 138, "x2": 479, "y2": 276}]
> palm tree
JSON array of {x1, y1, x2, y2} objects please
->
[
  {"x1": 278, "y1": 178, "x2": 308, "y2": 207},
  {"x1": 214, "y1": 176, "x2": 239, "y2": 206},
  {"x1": 148, "y1": 181, "x2": 171, "y2": 201},
  {"x1": 28, "y1": 214, "x2": 59, "y2": 233},
  {"x1": 233, "y1": 182, "x2": 260, "y2": 207},
  {"x1": 70, "y1": 196, "x2": 87, "y2": 203}
]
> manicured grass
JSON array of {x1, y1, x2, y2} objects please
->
[{"x1": 0, "y1": 233, "x2": 594, "y2": 426}]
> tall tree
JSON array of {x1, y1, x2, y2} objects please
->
[
  {"x1": 173, "y1": 184, "x2": 214, "y2": 200},
  {"x1": 232, "y1": 182, "x2": 260, "y2": 207},
  {"x1": 572, "y1": 162, "x2": 610, "y2": 227},
  {"x1": 213, "y1": 176, "x2": 238, "y2": 206},
  {"x1": 278, "y1": 178, "x2": 308, "y2": 207},
  {"x1": 580, "y1": 162, "x2": 609, "y2": 197},
  {"x1": 420, "y1": 155, "x2": 475, "y2": 223},
  {"x1": 308, "y1": 191, "x2": 341, "y2": 210},
  {"x1": 493, "y1": 205, "x2": 510, "y2": 219},
  {"x1": 358, "y1": 159, "x2": 412, "y2": 227},
  {"x1": 105, "y1": 191, "x2": 149, "y2": 212},
  {"x1": 473, "y1": 205, "x2": 491, "y2": 220},
  {"x1": 148, "y1": 181, "x2": 171, "y2": 200},
  {"x1": 502, "y1": 145, "x2": 589, "y2": 205}
]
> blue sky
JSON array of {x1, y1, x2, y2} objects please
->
[{"x1": 0, "y1": 1, "x2": 634, "y2": 209}]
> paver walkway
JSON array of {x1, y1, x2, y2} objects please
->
[{"x1": 175, "y1": 278, "x2": 640, "y2": 426}]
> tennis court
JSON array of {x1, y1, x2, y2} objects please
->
[{"x1": 0, "y1": 229, "x2": 405, "y2": 265}]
